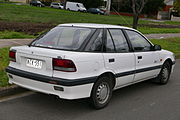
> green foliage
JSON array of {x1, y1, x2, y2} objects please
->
[
  {"x1": 143, "y1": 0, "x2": 165, "y2": 15},
  {"x1": 174, "y1": 0, "x2": 180, "y2": 12},
  {"x1": 112, "y1": 0, "x2": 165, "y2": 15}
]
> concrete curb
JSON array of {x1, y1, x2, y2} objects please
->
[{"x1": 0, "y1": 85, "x2": 29, "y2": 98}]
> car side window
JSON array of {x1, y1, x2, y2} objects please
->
[
  {"x1": 109, "y1": 29, "x2": 129, "y2": 52},
  {"x1": 86, "y1": 29, "x2": 103, "y2": 52},
  {"x1": 126, "y1": 30, "x2": 152, "y2": 52},
  {"x1": 105, "y1": 30, "x2": 115, "y2": 52}
]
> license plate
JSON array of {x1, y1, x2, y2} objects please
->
[{"x1": 26, "y1": 59, "x2": 43, "y2": 69}]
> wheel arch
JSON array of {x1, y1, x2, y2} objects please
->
[
  {"x1": 163, "y1": 58, "x2": 173, "y2": 72},
  {"x1": 95, "y1": 72, "x2": 116, "y2": 89}
]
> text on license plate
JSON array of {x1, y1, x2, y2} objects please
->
[{"x1": 26, "y1": 59, "x2": 43, "y2": 69}]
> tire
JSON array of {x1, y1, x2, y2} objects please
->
[
  {"x1": 90, "y1": 76, "x2": 113, "y2": 109},
  {"x1": 156, "y1": 61, "x2": 171, "y2": 85}
]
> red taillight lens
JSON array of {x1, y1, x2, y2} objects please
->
[
  {"x1": 53, "y1": 58, "x2": 76, "y2": 72},
  {"x1": 9, "y1": 50, "x2": 16, "y2": 62}
]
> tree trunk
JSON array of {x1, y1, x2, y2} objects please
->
[
  {"x1": 131, "y1": 0, "x2": 146, "y2": 29},
  {"x1": 133, "y1": 14, "x2": 139, "y2": 29}
]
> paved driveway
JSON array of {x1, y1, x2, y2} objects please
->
[
  {"x1": 0, "y1": 60, "x2": 179, "y2": 120},
  {"x1": 0, "y1": 39, "x2": 32, "y2": 48}
]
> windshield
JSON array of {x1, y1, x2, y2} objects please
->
[
  {"x1": 31, "y1": 27, "x2": 94, "y2": 50},
  {"x1": 79, "y1": 3, "x2": 84, "y2": 8},
  {"x1": 96, "y1": 8, "x2": 100, "y2": 11}
]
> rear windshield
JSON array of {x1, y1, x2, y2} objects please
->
[{"x1": 31, "y1": 27, "x2": 95, "y2": 50}]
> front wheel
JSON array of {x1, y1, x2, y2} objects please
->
[
  {"x1": 90, "y1": 76, "x2": 113, "y2": 109},
  {"x1": 157, "y1": 61, "x2": 171, "y2": 84}
]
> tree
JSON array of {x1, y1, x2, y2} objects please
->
[
  {"x1": 143, "y1": 0, "x2": 165, "y2": 16},
  {"x1": 174, "y1": 0, "x2": 180, "y2": 12},
  {"x1": 131, "y1": 0, "x2": 146, "y2": 29}
]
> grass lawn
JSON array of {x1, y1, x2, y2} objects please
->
[
  {"x1": 0, "y1": 37, "x2": 179, "y2": 87},
  {"x1": 0, "y1": 3, "x2": 133, "y2": 25},
  {"x1": 150, "y1": 37, "x2": 180, "y2": 58},
  {"x1": 0, "y1": 3, "x2": 180, "y2": 37},
  {"x1": 0, "y1": 31, "x2": 34, "y2": 39},
  {"x1": 0, "y1": 47, "x2": 9, "y2": 87},
  {"x1": 139, "y1": 27, "x2": 180, "y2": 34}
]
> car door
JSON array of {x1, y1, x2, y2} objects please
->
[
  {"x1": 55, "y1": 3, "x2": 59, "y2": 8},
  {"x1": 103, "y1": 29, "x2": 136, "y2": 88},
  {"x1": 125, "y1": 30, "x2": 161, "y2": 82}
]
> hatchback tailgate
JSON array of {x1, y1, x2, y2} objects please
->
[{"x1": 9, "y1": 46, "x2": 66, "y2": 77}]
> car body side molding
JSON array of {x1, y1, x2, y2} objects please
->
[{"x1": 6, "y1": 65, "x2": 163, "y2": 86}]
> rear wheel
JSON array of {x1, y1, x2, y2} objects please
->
[
  {"x1": 157, "y1": 61, "x2": 171, "y2": 84},
  {"x1": 90, "y1": 76, "x2": 113, "y2": 109}
]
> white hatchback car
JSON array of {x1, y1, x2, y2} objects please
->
[
  {"x1": 6, "y1": 23, "x2": 175, "y2": 109},
  {"x1": 50, "y1": 2, "x2": 63, "y2": 9}
]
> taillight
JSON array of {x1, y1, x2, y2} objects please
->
[
  {"x1": 9, "y1": 50, "x2": 16, "y2": 62},
  {"x1": 53, "y1": 58, "x2": 76, "y2": 72}
]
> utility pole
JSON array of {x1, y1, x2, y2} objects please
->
[{"x1": 106, "y1": 0, "x2": 111, "y2": 15}]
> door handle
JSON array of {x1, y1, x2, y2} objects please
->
[
  {"x1": 109, "y1": 58, "x2": 115, "y2": 63},
  {"x1": 137, "y1": 56, "x2": 142, "y2": 59}
]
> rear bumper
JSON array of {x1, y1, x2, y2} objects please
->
[
  {"x1": 6, "y1": 67, "x2": 96, "y2": 86},
  {"x1": 6, "y1": 66, "x2": 95, "y2": 99}
]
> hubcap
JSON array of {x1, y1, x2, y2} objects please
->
[
  {"x1": 96, "y1": 82, "x2": 110, "y2": 104},
  {"x1": 162, "y1": 67, "x2": 169, "y2": 82}
]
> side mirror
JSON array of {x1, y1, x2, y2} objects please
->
[{"x1": 153, "y1": 44, "x2": 161, "y2": 51}]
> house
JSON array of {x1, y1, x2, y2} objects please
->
[
  {"x1": 163, "y1": 0, "x2": 174, "y2": 11},
  {"x1": 157, "y1": 0, "x2": 175, "y2": 20}
]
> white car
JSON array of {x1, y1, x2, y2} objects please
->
[
  {"x1": 6, "y1": 23, "x2": 175, "y2": 109},
  {"x1": 66, "y1": 2, "x2": 86, "y2": 12},
  {"x1": 50, "y1": 2, "x2": 63, "y2": 9}
]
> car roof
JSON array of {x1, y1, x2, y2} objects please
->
[{"x1": 58, "y1": 23, "x2": 135, "y2": 30}]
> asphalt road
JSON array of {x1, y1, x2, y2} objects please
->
[{"x1": 0, "y1": 60, "x2": 180, "y2": 120}]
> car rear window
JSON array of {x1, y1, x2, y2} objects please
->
[{"x1": 31, "y1": 27, "x2": 95, "y2": 50}]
